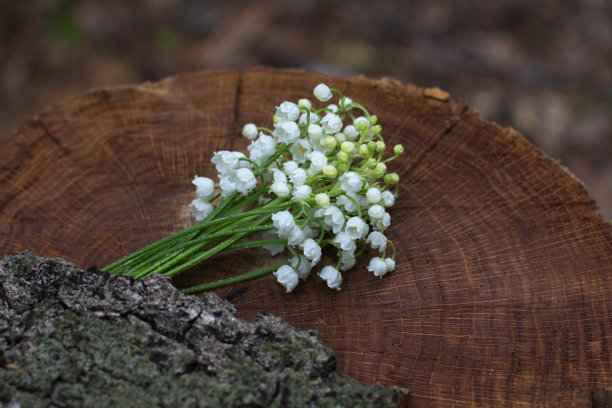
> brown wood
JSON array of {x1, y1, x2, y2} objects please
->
[{"x1": 2, "y1": 67, "x2": 612, "y2": 407}]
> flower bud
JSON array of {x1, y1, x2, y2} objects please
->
[
  {"x1": 384, "y1": 173, "x2": 399, "y2": 184},
  {"x1": 365, "y1": 158, "x2": 377, "y2": 169},
  {"x1": 367, "y1": 141, "x2": 377, "y2": 153},
  {"x1": 358, "y1": 144, "x2": 370, "y2": 158},
  {"x1": 335, "y1": 132, "x2": 346, "y2": 143},
  {"x1": 372, "y1": 124, "x2": 382, "y2": 135},
  {"x1": 373, "y1": 162, "x2": 387, "y2": 178},
  {"x1": 242, "y1": 123, "x2": 258, "y2": 140},
  {"x1": 322, "y1": 164, "x2": 338, "y2": 178},
  {"x1": 393, "y1": 144, "x2": 405, "y2": 155},
  {"x1": 355, "y1": 117, "x2": 369, "y2": 132},
  {"x1": 315, "y1": 193, "x2": 330, "y2": 208},
  {"x1": 368, "y1": 205, "x2": 385, "y2": 220},
  {"x1": 343, "y1": 125, "x2": 358, "y2": 141},
  {"x1": 308, "y1": 124, "x2": 323, "y2": 138},
  {"x1": 341, "y1": 141, "x2": 355, "y2": 153},
  {"x1": 273, "y1": 115, "x2": 281, "y2": 124},
  {"x1": 341, "y1": 96, "x2": 353, "y2": 109},
  {"x1": 327, "y1": 103, "x2": 339, "y2": 113},
  {"x1": 376, "y1": 140, "x2": 385, "y2": 153},
  {"x1": 336, "y1": 151, "x2": 349, "y2": 163},
  {"x1": 298, "y1": 98, "x2": 312, "y2": 110},
  {"x1": 336, "y1": 163, "x2": 348, "y2": 173},
  {"x1": 324, "y1": 136, "x2": 337, "y2": 149},
  {"x1": 366, "y1": 187, "x2": 382, "y2": 204},
  {"x1": 313, "y1": 83, "x2": 332, "y2": 102},
  {"x1": 369, "y1": 115, "x2": 378, "y2": 125}
]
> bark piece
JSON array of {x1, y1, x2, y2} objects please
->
[
  {"x1": 0, "y1": 251, "x2": 406, "y2": 407},
  {"x1": 1, "y1": 67, "x2": 612, "y2": 406}
]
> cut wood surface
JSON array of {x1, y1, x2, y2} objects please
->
[{"x1": 2, "y1": 67, "x2": 612, "y2": 407}]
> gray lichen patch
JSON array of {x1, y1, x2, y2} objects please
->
[{"x1": 0, "y1": 251, "x2": 407, "y2": 407}]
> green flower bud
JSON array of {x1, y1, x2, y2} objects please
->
[
  {"x1": 372, "y1": 124, "x2": 382, "y2": 135},
  {"x1": 273, "y1": 115, "x2": 281, "y2": 124},
  {"x1": 366, "y1": 158, "x2": 377, "y2": 169},
  {"x1": 335, "y1": 132, "x2": 346, "y2": 143},
  {"x1": 393, "y1": 144, "x2": 405, "y2": 155},
  {"x1": 336, "y1": 163, "x2": 349, "y2": 173},
  {"x1": 384, "y1": 173, "x2": 400, "y2": 185},
  {"x1": 369, "y1": 115, "x2": 378, "y2": 125},
  {"x1": 373, "y1": 162, "x2": 387, "y2": 178},
  {"x1": 322, "y1": 164, "x2": 338, "y2": 178},
  {"x1": 376, "y1": 140, "x2": 385, "y2": 153},
  {"x1": 315, "y1": 193, "x2": 330, "y2": 208},
  {"x1": 324, "y1": 136, "x2": 337, "y2": 149},
  {"x1": 357, "y1": 119, "x2": 369, "y2": 132},
  {"x1": 358, "y1": 144, "x2": 371, "y2": 158},
  {"x1": 341, "y1": 141, "x2": 355, "y2": 153},
  {"x1": 337, "y1": 151, "x2": 349, "y2": 163},
  {"x1": 367, "y1": 141, "x2": 377, "y2": 152}
]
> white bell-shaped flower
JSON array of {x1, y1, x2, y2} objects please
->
[
  {"x1": 192, "y1": 176, "x2": 215, "y2": 199},
  {"x1": 340, "y1": 250, "x2": 356, "y2": 271},
  {"x1": 333, "y1": 231, "x2": 356, "y2": 252},
  {"x1": 275, "y1": 101, "x2": 300, "y2": 122},
  {"x1": 313, "y1": 83, "x2": 332, "y2": 102},
  {"x1": 234, "y1": 168, "x2": 256, "y2": 194},
  {"x1": 345, "y1": 216, "x2": 369, "y2": 240},
  {"x1": 211, "y1": 151, "x2": 246, "y2": 175},
  {"x1": 302, "y1": 238, "x2": 322, "y2": 266},
  {"x1": 273, "y1": 121, "x2": 300, "y2": 144},
  {"x1": 274, "y1": 265, "x2": 299, "y2": 292},
  {"x1": 368, "y1": 204, "x2": 385, "y2": 220},
  {"x1": 319, "y1": 265, "x2": 342, "y2": 290},
  {"x1": 366, "y1": 231, "x2": 387, "y2": 251},
  {"x1": 368, "y1": 257, "x2": 388, "y2": 277},
  {"x1": 307, "y1": 151, "x2": 327, "y2": 175},
  {"x1": 189, "y1": 198, "x2": 214, "y2": 221},
  {"x1": 242, "y1": 123, "x2": 258, "y2": 140},
  {"x1": 322, "y1": 205, "x2": 345, "y2": 234},
  {"x1": 366, "y1": 187, "x2": 382, "y2": 204},
  {"x1": 270, "y1": 182, "x2": 290, "y2": 197},
  {"x1": 290, "y1": 254, "x2": 312, "y2": 280},
  {"x1": 292, "y1": 184, "x2": 312, "y2": 199},
  {"x1": 248, "y1": 133, "x2": 276, "y2": 164},
  {"x1": 262, "y1": 229, "x2": 285, "y2": 256},
  {"x1": 321, "y1": 113, "x2": 343, "y2": 134},
  {"x1": 272, "y1": 211, "x2": 296, "y2": 237},
  {"x1": 289, "y1": 139, "x2": 312, "y2": 164},
  {"x1": 287, "y1": 224, "x2": 306, "y2": 246},
  {"x1": 381, "y1": 190, "x2": 395, "y2": 207},
  {"x1": 339, "y1": 171, "x2": 363, "y2": 193}
]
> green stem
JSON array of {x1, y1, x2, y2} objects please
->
[{"x1": 180, "y1": 261, "x2": 289, "y2": 294}]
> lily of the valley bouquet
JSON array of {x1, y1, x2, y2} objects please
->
[{"x1": 102, "y1": 83, "x2": 403, "y2": 294}]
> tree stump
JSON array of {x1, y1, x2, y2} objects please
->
[{"x1": 2, "y1": 67, "x2": 612, "y2": 407}]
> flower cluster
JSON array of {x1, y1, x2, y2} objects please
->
[
  {"x1": 191, "y1": 84, "x2": 401, "y2": 292},
  {"x1": 103, "y1": 83, "x2": 402, "y2": 294}
]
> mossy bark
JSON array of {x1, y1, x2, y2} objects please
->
[{"x1": 0, "y1": 251, "x2": 407, "y2": 407}]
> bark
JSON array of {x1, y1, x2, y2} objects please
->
[
  {"x1": 1, "y1": 67, "x2": 612, "y2": 406},
  {"x1": 0, "y1": 251, "x2": 405, "y2": 407}
]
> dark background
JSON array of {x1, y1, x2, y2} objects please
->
[{"x1": 1, "y1": 0, "x2": 611, "y2": 217}]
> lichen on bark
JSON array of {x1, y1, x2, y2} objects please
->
[{"x1": 0, "y1": 251, "x2": 407, "y2": 407}]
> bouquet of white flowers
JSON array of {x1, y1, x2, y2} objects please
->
[{"x1": 102, "y1": 83, "x2": 403, "y2": 294}]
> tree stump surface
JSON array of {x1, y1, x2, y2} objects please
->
[{"x1": 2, "y1": 67, "x2": 612, "y2": 407}]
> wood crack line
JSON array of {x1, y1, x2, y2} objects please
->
[
  {"x1": 35, "y1": 117, "x2": 70, "y2": 156},
  {"x1": 230, "y1": 71, "x2": 245, "y2": 151},
  {"x1": 404, "y1": 114, "x2": 462, "y2": 177}
]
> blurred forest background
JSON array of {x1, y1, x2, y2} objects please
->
[{"x1": 1, "y1": 0, "x2": 611, "y2": 218}]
